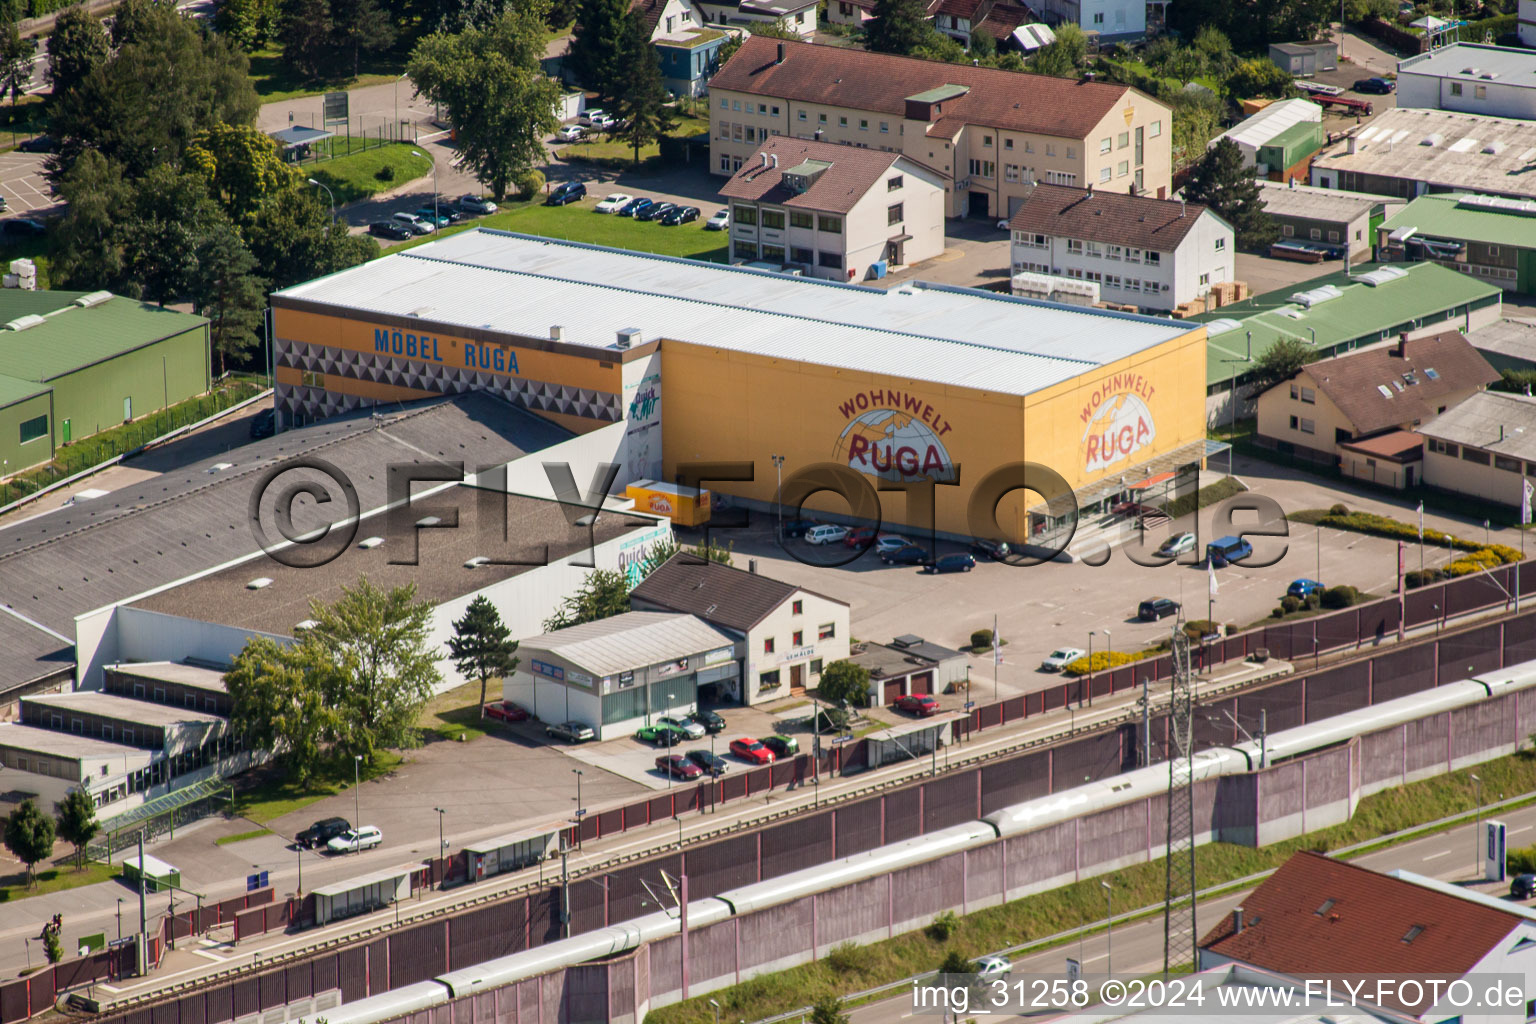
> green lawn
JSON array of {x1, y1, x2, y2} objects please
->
[
  {"x1": 246, "y1": 46, "x2": 406, "y2": 103},
  {"x1": 649, "y1": 753, "x2": 1536, "y2": 1024},
  {"x1": 0, "y1": 862, "x2": 117, "y2": 903},
  {"x1": 309, "y1": 143, "x2": 434, "y2": 203},
  {"x1": 232, "y1": 751, "x2": 403, "y2": 825},
  {"x1": 555, "y1": 116, "x2": 710, "y2": 172},
  {"x1": 402, "y1": 197, "x2": 729, "y2": 262},
  {"x1": 215, "y1": 828, "x2": 275, "y2": 846},
  {"x1": 418, "y1": 678, "x2": 494, "y2": 743}
]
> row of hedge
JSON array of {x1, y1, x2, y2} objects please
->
[
  {"x1": 1308, "y1": 506, "x2": 1521, "y2": 564},
  {"x1": 1062, "y1": 647, "x2": 1161, "y2": 677},
  {"x1": 1361, "y1": 15, "x2": 1425, "y2": 54}
]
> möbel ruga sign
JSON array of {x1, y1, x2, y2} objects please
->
[{"x1": 1081, "y1": 373, "x2": 1157, "y2": 474}]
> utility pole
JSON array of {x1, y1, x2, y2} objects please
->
[
  {"x1": 1259, "y1": 709, "x2": 1268, "y2": 770},
  {"x1": 560, "y1": 836, "x2": 571, "y2": 939},
  {"x1": 136, "y1": 831, "x2": 148, "y2": 976},
  {"x1": 1163, "y1": 630, "x2": 1197, "y2": 976},
  {"x1": 1140, "y1": 677, "x2": 1151, "y2": 767}
]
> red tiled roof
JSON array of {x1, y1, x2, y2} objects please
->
[
  {"x1": 628, "y1": 0, "x2": 671, "y2": 37},
  {"x1": 710, "y1": 35, "x2": 1141, "y2": 140},
  {"x1": 1200, "y1": 852, "x2": 1519, "y2": 1013},
  {"x1": 1008, "y1": 183, "x2": 1213, "y2": 251},
  {"x1": 718, "y1": 137, "x2": 904, "y2": 214},
  {"x1": 1301, "y1": 330, "x2": 1499, "y2": 436},
  {"x1": 932, "y1": 0, "x2": 986, "y2": 18},
  {"x1": 975, "y1": 0, "x2": 1034, "y2": 39}
]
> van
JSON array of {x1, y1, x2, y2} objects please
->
[
  {"x1": 1206, "y1": 535, "x2": 1252, "y2": 567},
  {"x1": 805, "y1": 524, "x2": 849, "y2": 545}
]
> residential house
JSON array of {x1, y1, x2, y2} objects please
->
[
  {"x1": 1210, "y1": 98, "x2": 1324, "y2": 181},
  {"x1": 1396, "y1": 43, "x2": 1536, "y2": 121},
  {"x1": 1256, "y1": 180, "x2": 1400, "y2": 262},
  {"x1": 628, "y1": 0, "x2": 727, "y2": 95},
  {"x1": 708, "y1": 36, "x2": 1172, "y2": 219},
  {"x1": 1034, "y1": 0, "x2": 1144, "y2": 39},
  {"x1": 1419, "y1": 390, "x2": 1536, "y2": 507},
  {"x1": 720, "y1": 136, "x2": 946, "y2": 280},
  {"x1": 1201, "y1": 851, "x2": 1536, "y2": 1023},
  {"x1": 628, "y1": 554, "x2": 850, "y2": 705},
  {"x1": 1378, "y1": 192, "x2": 1536, "y2": 294},
  {"x1": 826, "y1": 0, "x2": 875, "y2": 26},
  {"x1": 694, "y1": 0, "x2": 818, "y2": 36},
  {"x1": 1254, "y1": 329, "x2": 1498, "y2": 487},
  {"x1": 1008, "y1": 184, "x2": 1234, "y2": 311},
  {"x1": 1267, "y1": 41, "x2": 1336, "y2": 76}
]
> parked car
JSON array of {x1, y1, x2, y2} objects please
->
[
  {"x1": 894, "y1": 694, "x2": 939, "y2": 717},
  {"x1": 926, "y1": 553, "x2": 976, "y2": 573},
  {"x1": 843, "y1": 527, "x2": 878, "y2": 548},
  {"x1": 761, "y1": 735, "x2": 799, "y2": 758},
  {"x1": 391, "y1": 211, "x2": 434, "y2": 235},
  {"x1": 18, "y1": 134, "x2": 55, "y2": 153},
  {"x1": 483, "y1": 700, "x2": 529, "y2": 722},
  {"x1": 412, "y1": 206, "x2": 454, "y2": 227},
  {"x1": 705, "y1": 209, "x2": 729, "y2": 230},
  {"x1": 882, "y1": 544, "x2": 931, "y2": 566},
  {"x1": 729, "y1": 737, "x2": 775, "y2": 764},
  {"x1": 249, "y1": 408, "x2": 276, "y2": 439},
  {"x1": 580, "y1": 108, "x2": 607, "y2": 126},
  {"x1": 3, "y1": 217, "x2": 46, "y2": 237},
  {"x1": 297, "y1": 817, "x2": 350, "y2": 849},
  {"x1": 458, "y1": 194, "x2": 498, "y2": 215},
  {"x1": 1138, "y1": 597, "x2": 1181, "y2": 621},
  {"x1": 1513, "y1": 873, "x2": 1536, "y2": 900},
  {"x1": 0, "y1": 195, "x2": 7, "y2": 211},
  {"x1": 1354, "y1": 76, "x2": 1394, "y2": 94},
  {"x1": 1040, "y1": 647, "x2": 1086, "y2": 672},
  {"x1": 969, "y1": 538, "x2": 1010, "y2": 561},
  {"x1": 660, "y1": 205, "x2": 700, "y2": 226},
  {"x1": 636, "y1": 201, "x2": 676, "y2": 222},
  {"x1": 655, "y1": 754, "x2": 704, "y2": 780},
  {"x1": 1287, "y1": 578, "x2": 1325, "y2": 599},
  {"x1": 556, "y1": 125, "x2": 585, "y2": 142},
  {"x1": 690, "y1": 708, "x2": 726, "y2": 734},
  {"x1": 874, "y1": 535, "x2": 909, "y2": 555},
  {"x1": 587, "y1": 112, "x2": 617, "y2": 130},
  {"x1": 594, "y1": 193, "x2": 634, "y2": 214},
  {"x1": 659, "y1": 714, "x2": 706, "y2": 740},
  {"x1": 326, "y1": 825, "x2": 383, "y2": 854},
  {"x1": 546, "y1": 720, "x2": 595, "y2": 743},
  {"x1": 1206, "y1": 535, "x2": 1253, "y2": 568},
  {"x1": 975, "y1": 955, "x2": 1011, "y2": 980},
  {"x1": 545, "y1": 181, "x2": 587, "y2": 206},
  {"x1": 618, "y1": 197, "x2": 654, "y2": 217},
  {"x1": 686, "y1": 749, "x2": 729, "y2": 776},
  {"x1": 1156, "y1": 532, "x2": 1197, "y2": 558},
  {"x1": 805, "y1": 524, "x2": 850, "y2": 545},
  {"x1": 781, "y1": 518, "x2": 819, "y2": 538},
  {"x1": 369, "y1": 220, "x2": 413, "y2": 241},
  {"x1": 636, "y1": 721, "x2": 690, "y2": 746}
]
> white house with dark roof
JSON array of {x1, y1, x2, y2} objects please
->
[
  {"x1": 720, "y1": 136, "x2": 946, "y2": 280},
  {"x1": 1396, "y1": 43, "x2": 1536, "y2": 121}
]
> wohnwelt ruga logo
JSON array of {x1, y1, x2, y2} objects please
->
[
  {"x1": 834, "y1": 389, "x2": 955, "y2": 482},
  {"x1": 1080, "y1": 373, "x2": 1156, "y2": 474}
]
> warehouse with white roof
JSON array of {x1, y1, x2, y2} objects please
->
[{"x1": 271, "y1": 229, "x2": 1209, "y2": 541}]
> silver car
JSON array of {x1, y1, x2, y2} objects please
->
[
  {"x1": 547, "y1": 720, "x2": 595, "y2": 743},
  {"x1": 659, "y1": 714, "x2": 706, "y2": 740}
]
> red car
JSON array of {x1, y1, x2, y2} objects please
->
[
  {"x1": 894, "y1": 694, "x2": 939, "y2": 717},
  {"x1": 842, "y1": 527, "x2": 878, "y2": 548},
  {"x1": 655, "y1": 754, "x2": 705, "y2": 779},
  {"x1": 484, "y1": 700, "x2": 530, "y2": 722},
  {"x1": 729, "y1": 737, "x2": 776, "y2": 764}
]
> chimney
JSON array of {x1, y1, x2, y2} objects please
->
[
  {"x1": 1179, "y1": 198, "x2": 1186, "y2": 218},
  {"x1": 776, "y1": 41, "x2": 785, "y2": 64},
  {"x1": 1086, "y1": 183, "x2": 1093, "y2": 196},
  {"x1": 771, "y1": 153, "x2": 778, "y2": 168},
  {"x1": 749, "y1": 558, "x2": 759, "y2": 574},
  {"x1": 1347, "y1": 135, "x2": 1357, "y2": 155},
  {"x1": 550, "y1": 325, "x2": 563, "y2": 341},
  {"x1": 1394, "y1": 332, "x2": 1407, "y2": 358},
  {"x1": 1232, "y1": 907, "x2": 1244, "y2": 934}
]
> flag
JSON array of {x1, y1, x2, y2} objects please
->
[
  {"x1": 1208, "y1": 560, "x2": 1219, "y2": 598},
  {"x1": 992, "y1": 614, "x2": 1001, "y2": 665},
  {"x1": 1525, "y1": 480, "x2": 1534, "y2": 526},
  {"x1": 1417, "y1": 501, "x2": 1424, "y2": 541}
]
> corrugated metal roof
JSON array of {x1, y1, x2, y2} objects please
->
[
  {"x1": 1381, "y1": 192, "x2": 1536, "y2": 249},
  {"x1": 1214, "y1": 98, "x2": 1322, "y2": 152},
  {"x1": 275, "y1": 231, "x2": 1195, "y2": 399},
  {"x1": 0, "y1": 371, "x2": 47, "y2": 408},
  {"x1": 1418, "y1": 390, "x2": 1536, "y2": 460},
  {"x1": 522, "y1": 611, "x2": 737, "y2": 677},
  {"x1": 0, "y1": 292, "x2": 207, "y2": 383}
]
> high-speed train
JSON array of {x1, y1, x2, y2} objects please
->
[{"x1": 306, "y1": 660, "x2": 1536, "y2": 1024}]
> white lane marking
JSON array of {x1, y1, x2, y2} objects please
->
[{"x1": 1423, "y1": 849, "x2": 1451, "y2": 860}]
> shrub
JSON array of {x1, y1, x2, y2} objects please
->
[
  {"x1": 970, "y1": 628, "x2": 995, "y2": 650},
  {"x1": 1062, "y1": 648, "x2": 1162, "y2": 676},
  {"x1": 1328, "y1": 503, "x2": 1349, "y2": 516},
  {"x1": 825, "y1": 941, "x2": 871, "y2": 974},
  {"x1": 1406, "y1": 568, "x2": 1445, "y2": 589},
  {"x1": 374, "y1": 164, "x2": 396, "y2": 182},
  {"x1": 1271, "y1": 606, "x2": 1285, "y2": 619},
  {"x1": 1320, "y1": 585, "x2": 1360, "y2": 609},
  {"x1": 938, "y1": 949, "x2": 974, "y2": 975},
  {"x1": 1509, "y1": 844, "x2": 1536, "y2": 876},
  {"x1": 1314, "y1": 510, "x2": 1521, "y2": 562},
  {"x1": 513, "y1": 168, "x2": 545, "y2": 200},
  {"x1": 927, "y1": 910, "x2": 959, "y2": 941},
  {"x1": 1280, "y1": 594, "x2": 1302, "y2": 613},
  {"x1": 1182, "y1": 619, "x2": 1221, "y2": 641}
]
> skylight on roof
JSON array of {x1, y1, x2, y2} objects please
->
[
  {"x1": 358, "y1": 536, "x2": 384, "y2": 548},
  {"x1": 247, "y1": 577, "x2": 274, "y2": 590},
  {"x1": 1426, "y1": 368, "x2": 1440, "y2": 380},
  {"x1": 1378, "y1": 385, "x2": 1393, "y2": 398},
  {"x1": 1315, "y1": 899, "x2": 1335, "y2": 916},
  {"x1": 1402, "y1": 924, "x2": 1425, "y2": 943},
  {"x1": 1392, "y1": 379, "x2": 1405, "y2": 391}
]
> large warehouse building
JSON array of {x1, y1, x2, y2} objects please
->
[{"x1": 270, "y1": 229, "x2": 1211, "y2": 544}]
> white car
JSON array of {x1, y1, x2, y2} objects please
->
[
  {"x1": 557, "y1": 125, "x2": 585, "y2": 142},
  {"x1": 326, "y1": 825, "x2": 383, "y2": 854},
  {"x1": 659, "y1": 714, "x2": 706, "y2": 740},
  {"x1": 581, "y1": 108, "x2": 606, "y2": 126},
  {"x1": 1040, "y1": 647, "x2": 1086, "y2": 672},
  {"x1": 587, "y1": 113, "x2": 617, "y2": 130},
  {"x1": 975, "y1": 955, "x2": 1011, "y2": 980},
  {"x1": 458, "y1": 194, "x2": 497, "y2": 215},
  {"x1": 805, "y1": 524, "x2": 850, "y2": 545},
  {"x1": 874, "y1": 535, "x2": 909, "y2": 554},
  {"x1": 391, "y1": 211, "x2": 434, "y2": 236},
  {"x1": 705, "y1": 208, "x2": 729, "y2": 231},
  {"x1": 1156, "y1": 531, "x2": 1198, "y2": 558},
  {"x1": 595, "y1": 193, "x2": 633, "y2": 214}
]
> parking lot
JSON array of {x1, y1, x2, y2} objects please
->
[{"x1": 0, "y1": 149, "x2": 52, "y2": 215}]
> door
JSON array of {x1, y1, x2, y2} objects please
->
[
  {"x1": 968, "y1": 191, "x2": 990, "y2": 218},
  {"x1": 790, "y1": 663, "x2": 804, "y2": 693},
  {"x1": 123, "y1": 397, "x2": 132, "y2": 422},
  {"x1": 884, "y1": 678, "x2": 903, "y2": 704},
  {"x1": 61, "y1": 419, "x2": 71, "y2": 443},
  {"x1": 910, "y1": 670, "x2": 934, "y2": 695}
]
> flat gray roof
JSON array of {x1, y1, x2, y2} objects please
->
[
  {"x1": 1257, "y1": 180, "x2": 1396, "y2": 223},
  {"x1": 1469, "y1": 318, "x2": 1536, "y2": 361},
  {"x1": 1418, "y1": 390, "x2": 1536, "y2": 460},
  {"x1": 25, "y1": 691, "x2": 226, "y2": 727},
  {"x1": 1398, "y1": 42, "x2": 1536, "y2": 81},
  {"x1": 312, "y1": 866, "x2": 411, "y2": 896},
  {"x1": 1314, "y1": 108, "x2": 1536, "y2": 200},
  {"x1": 523, "y1": 611, "x2": 737, "y2": 677},
  {"x1": 0, "y1": 722, "x2": 157, "y2": 764},
  {"x1": 109, "y1": 661, "x2": 228, "y2": 692}
]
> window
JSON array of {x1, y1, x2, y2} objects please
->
[
  {"x1": 791, "y1": 246, "x2": 813, "y2": 264},
  {"x1": 763, "y1": 636, "x2": 775, "y2": 654},
  {"x1": 793, "y1": 630, "x2": 804, "y2": 646},
  {"x1": 790, "y1": 210, "x2": 813, "y2": 228},
  {"x1": 1463, "y1": 447, "x2": 1491, "y2": 465},
  {"x1": 761, "y1": 209, "x2": 785, "y2": 229},
  {"x1": 1086, "y1": 241, "x2": 1102, "y2": 257},
  {"x1": 887, "y1": 174, "x2": 903, "y2": 191},
  {"x1": 1099, "y1": 167, "x2": 1111, "y2": 183},
  {"x1": 792, "y1": 599, "x2": 803, "y2": 614},
  {"x1": 1497, "y1": 455, "x2": 1522, "y2": 473},
  {"x1": 1402, "y1": 925, "x2": 1425, "y2": 944},
  {"x1": 1300, "y1": 418, "x2": 1315, "y2": 434},
  {"x1": 1117, "y1": 160, "x2": 1129, "y2": 176},
  {"x1": 811, "y1": 658, "x2": 823, "y2": 674},
  {"x1": 1199, "y1": 272, "x2": 1211, "y2": 286},
  {"x1": 1118, "y1": 131, "x2": 1129, "y2": 149},
  {"x1": 771, "y1": 105, "x2": 780, "y2": 116},
  {"x1": 880, "y1": 121, "x2": 889, "y2": 133},
  {"x1": 719, "y1": 155, "x2": 731, "y2": 171},
  {"x1": 1310, "y1": 228, "x2": 1321, "y2": 241},
  {"x1": 1126, "y1": 248, "x2": 1141, "y2": 264},
  {"x1": 1005, "y1": 164, "x2": 1019, "y2": 182},
  {"x1": 1476, "y1": 85, "x2": 1487, "y2": 99},
  {"x1": 759, "y1": 670, "x2": 781, "y2": 690},
  {"x1": 1067, "y1": 239, "x2": 1084, "y2": 255},
  {"x1": 1300, "y1": 387, "x2": 1315, "y2": 403},
  {"x1": 1099, "y1": 137, "x2": 1112, "y2": 154},
  {"x1": 732, "y1": 123, "x2": 743, "y2": 141},
  {"x1": 1024, "y1": 140, "x2": 1034, "y2": 153},
  {"x1": 1283, "y1": 224, "x2": 1295, "y2": 237},
  {"x1": 1328, "y1": 230, "x2": 1340, "y2": 243},
  {"x1": 983, "y1": 134, "x2": 993, "y2": 148},
  {"x1": 744, "y1": 101, "x2": 755, "y2": 114},
  {"x1": 817, "y1": 214, "x2": 841, "y2": 233},
  {"x1": 1289, "y1": 383, "x2": 1299, "y2": 399},
  {"x1": 762, "y1": 243, "x2": 785, "y2": 262},
  {"x1": 819, "y1": 251, "x2": 843, "y2": 269},
  {"x1": 888, "y1": 203, "x2": 903, "y2": 225},
  {"x1": 798, "y1": 109, "x2": 807, "y2": 121},
  {"x1": 301, "y1": 370, "x2": 324, "y2": 387},
  {"x1": 819, "y1": 112, "x2": 827, "y2": 123},
  {"x1": 734, "y1": 204, "x2": 757, "y2": 226},
  {"x1": 732, "y1": 99, "x2": 741, "y2": 110},
  {"x1": 1104, "y1": 274, "x2": 1120, "y2": 289},
  {"x1": 839, "y1": 115, "x2": 848, "y2": 126},
  {"x1": 1092, "y1": 11, "x2": 1103, "y2": 22},
  {"x1": 1107, "y1": 244, "x2": 1122, "y2": 260},
  {"x1": 860, "y1": 119, "x2": 869, "y2": 130},
  {"x1": 819, "y1": 622, "x2": 836, "y2": 640},
  {"x1": 1045, "y1": 143, "x2": 1055, "y2": 156},
  {"x1": 1215, "y1": 237, "x2": 1226, "y2": 252},
  {"x1": 968, "y1": 159, "x2": 993, "y2": 178},
  {"x1": 720, "y1": 98, "x2": 728, "y2": 109},
  {"x1": 1289, "y1": 415, "x2": 1298, "y2": 430},
  {"x1": 1066, "y1": 146, "x2": 1075, "y2": 159},
  {"x1": 1429, "y1": 438, "x2": 1459, "y2": 457},
  {"x1": 1004, "y1": 138, "x2": 1013, "y2": 150},
  {"x1": 1149, "y1": 120, "x2": 1161, "y2": 138},
  {"x1": 745, "y1": 126, "x2": 756, "y2": 142},
  {"x1": 19, "y1": 413, "x2": 47, "y2": 444},
  {"x1": 733, "y1": 239, "x2": 756, "y2": 259},
  {"x1": 1490, "y1": 245, "x2": 1502, "y2": 256},
  {"x1": 1145, "y1": 251, "x2": 1160, "y2": 266},
  {"x1": 1450, "y1": 82, "x2": 1463, "y2": 96}
]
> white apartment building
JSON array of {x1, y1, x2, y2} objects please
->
[
  {"x1": 1008, "y1": 184, "x2": 1234, "y2": 311},
  {"x1": 1397, "y1": 43, "x2": 1536, "y2": 120}
]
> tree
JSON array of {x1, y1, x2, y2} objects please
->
[
  {"x1": 49, "y1": 149, "x2": 131, "y2": 290},
  {"x1": 1224, "y1": 57, "x2": 1295, "y2": 99},
  {"x1": 910, "y1": 31, "x2": 965, "y2": 63},
  {"x1": 245, "y1": 185, "x2": 379, "y2": 291},
  {"x1": 610, "y1": 11, "x2": 672, "y2": 167},
  {"x1": 46, "y1": 6, "x2": 111, "y2": 99},
  {"x1": 216, "y1": 0, "x2": 283, "y2": 49},
  {"x1": 329, "y1": 0, "x2": 396, "y2": 75},
  {"x1": 968, "y1": 30, "x2": 995, "y2": 57},
  {"x1": 185, "y1": 123, "x2": 299, "y2": 226},
  {"x1": 1250, "y1": 337, "x2": 1315, "y2": 391},
  {"x1": 0, "y1": 23, "x2": 35, "y2": 119},
  {"x1": 408, "y1": 3, "x2": 561, "y2": 201},
  {"x1": 1169, "y1": 90, "x2": 1223, "y2": 169},
  {"x1": 938, "y1": 950, "x2": 975, "y2": 975},
  {"x1": 1183, "y1": 137, "x2": 1277, "y2": 247},
  {"x1": 865, "y1": 0, "x2": 933, "y2": 54},
  {"x1": 543, "y1": 568, "x2": 631, "y2": 630},
  {"x1": 1031, "y1": 23, "x2": 1086, "y2": 78},
  {"x1": 447, "y1": 595, "x2": 520, "y2": 717},
  {"x1": 809, "y1": 995, "x2": 851, "y2": 1024},
  {"x1": 54, "y1": 789, "x2": 99, "y2": 869},
  {"x1": 43, "y1": 929, "x2": 63, "y2": 964},
  {"x1": 278, "y1": 0, "x2": 334, "y2": 79},
  {"x1": 120, "y1": 164, "x2": 228, "y2": 304},
  {"x1": 3, "y1": 799, "x2": 55, "y2": 887},
  {"x1": 566, "y1": 0, "x2": 629, "y2": 103},
  {"x1": 816, "y1": 660, "x2": 870, "y2": 709},
  {"x1": 190, "y1": 222, "x2": 267, "y2": 374},
  {"x1": 225, "y1": 635, "x2": 340, "y2": 783},
  {"x1": 1192, "y1": 25, "x2": 1233, "y2": 74},
  {"x1": 638, "y1": 538, "x2": 734, "y2": 578}
]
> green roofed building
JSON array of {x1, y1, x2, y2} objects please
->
[
  {"x1": 1377, "y1": 193, "x2": 1536, "y2": 295},
  {"x1": 0, "y1": 290, "x2": 210, "y2": 478},
  {"x1": 1196, "y1": 261, "x2": 1502, "y2": 426}
]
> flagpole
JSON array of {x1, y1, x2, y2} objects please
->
[
  {"x1": 1418, "y1": 501, "x2": 1425, "y2": 578},
  {"x1": 992, "y1": 613, "x2": 999, "y2": 704}
]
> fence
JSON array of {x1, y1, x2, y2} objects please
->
[{"x1": 282, "y1": 121, "x2": 416, "y2": 168}]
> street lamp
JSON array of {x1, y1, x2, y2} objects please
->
[
  {"x1": 117, "y1": 898, "x2": 124, "y2": 942},
  {"x1": 434, "y1": 807, "x2": 446, "y2": 859},
  {"x1": 572, "y1": 769, "x2": 585, "y2": 848},
  {"x1": 1102, "y1": 881, "x2": 1113, "y2": 977},
  {"x1": 1085, "y1": 630, "x2": 1096, "y2": 708},
  {"x1": 709, "y1": 998, "x2": 720, "y2": 1024},
  {"x1": 411, "y1": 150, "x2": 439, "y2": 230},
  {"x1": 771, "y1": 454, "x2": 785, "y2": 541},
  {"x1": 1472, "y1": 773, "x2": 1484, "y2": 880},
  {"x1": 352, "y1": 755, "x2": 362, "y2": 853},
  {"x1": 307, "y1": 178, "x2": 335, "y2": 223}
]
